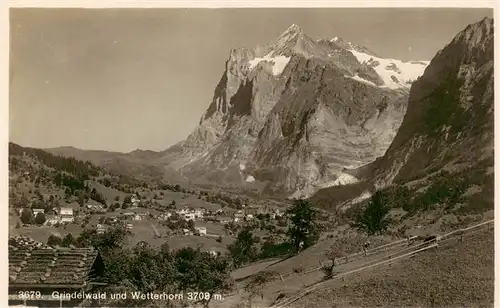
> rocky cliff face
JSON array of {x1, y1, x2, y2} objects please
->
[
  {"x1": 356, "y1": 17, "x2": 494, "y2": 189},
  {"x1": 162, "y1": 24, "x2": 429, "y2": 197}
]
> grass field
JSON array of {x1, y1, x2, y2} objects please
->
[
  {"x1": 291, "y1": 228, "x2": 494, "y2": 308},
  {"x1": 9, "y1": 224, "x2": 84, "y2": 243},
  {"x1": 165, "y1": 234, "x2": 229, "y2": 253},
  {"x1": 216, "y1": 221, "x2": 493, "y2": 308},
  {"x1": 9, "y1": 218, "x2": 231, "y2": 252}
]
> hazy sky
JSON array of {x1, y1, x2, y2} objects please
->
[{"x1": 10, "y1": 8, "x2": 493, "y2": 152}]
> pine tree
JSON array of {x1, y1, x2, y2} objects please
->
[
  {"x1": 20, "y1": 208, "x2": 34, "y2": 224},
  {"x1": 286, "y1": 199, "x2": 320, "y2": 253},
  {"x1": 352, "y1": 191, "x2": 391, "y2": 235},
  {"x1": 34, "y1": 212, "x2": 46, "y2": 225}
]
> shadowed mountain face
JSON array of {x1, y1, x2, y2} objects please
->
[
  {"x1": 154, "y1": 24, "x2": 429, "y2": 197},
  {"x1": 311, "y1": 17, "x2": 494, "y2": 208},
  {"x1": 361, "y1": 17, "x2": 494, "y2": 188}
]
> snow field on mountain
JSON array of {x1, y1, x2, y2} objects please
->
[
  {"x1": 248, "y1": 52, "x2": 291, "y2": 76},
  {"x1": 348, "y1": 48, "x2": 429, "y2": 89}
]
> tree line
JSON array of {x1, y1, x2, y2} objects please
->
[
  {"x1": 46, "y1": 226, "x2": 231, "y2": 308},
  {"x1": 9, "y1": 142, "x2": 103, "y2": 179}
]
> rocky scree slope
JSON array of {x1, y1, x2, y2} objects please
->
[{"x1": 157, "y1": 25, "x2": 430, "y2": 197}]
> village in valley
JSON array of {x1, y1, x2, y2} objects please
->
[
  {"x1": 27, "y1": 191, "x2": 285, "y2": 242},
  {"x1": 9, "y1": 153, "x2": 289, "y2": 257},
  {"x1": 7, "y1": 145, "x2": 313, "y2": 308}
]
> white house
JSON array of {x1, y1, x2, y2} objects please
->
[
  {"x1": 131, "y1": 194, "x2": 141, "y2": 207},
  {"x1": 32, "y1": 209, "x2": 45, "y2": 216},
  {"x1": 176, "y1": 208, "x2": 189, "y2": 215},
  {"x1": 208, "y1": 250, "x2": 218, "y2": 257},
  {"x1": 96, "y1": 224, "x2": 106, "y2": 234},
  {"x1": 122, "y1": 212, "x2": 135, "y2": 219},
  {"x1": 184, "y1": 213, "x2": 196, "y2": 221},
  {"x1": 59, "y1": 208, "x2": 74, "y2": 223},
  {"x1": 270, "y1": 209, "x2": 283, "y2": 220},
  {"x1": 195, "y1": 227, "x2": 207, "y2": 236},
  {"x1": 159, "y1": 213, "x2": 172, "y2": 220},
  {"x1": 133, "y1": 214, "x2": 142, "y2": 221},
  {"x1": 46, "y1": 218, "x2": 60, "y2": 226},
  {"x1": 194, "y1": 208, "x2": 204, "y2": 219}
]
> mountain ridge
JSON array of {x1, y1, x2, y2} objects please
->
[
  {"x1": 311, "y1": 17, "x2": 494, "y2": 214},
  {"x1": 41, "y1": 24, "x2": 439, "y2": 198},
  {"x1": 152, "y1": 24, "x2": 430, "y2": 198}
]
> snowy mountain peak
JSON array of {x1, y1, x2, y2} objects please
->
[
  {"x1": 282, "y1": 24, "x2": 303, "y2": 36},
  {"x1": 245, "y1": 24, "x2": 429, "y2": 88},
  {"x1": 272, "y1": 24, "x2": 305, "y2": 48},
  {"x1": 247, "y1": 24, "x2": 307, "y2": 73},
  {"x1": 330, "y1": 36, "x2": 352, "y2": 46}
]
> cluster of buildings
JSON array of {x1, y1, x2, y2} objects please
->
[
  {"x1": 85, "y1": 203, "x2": 105, "y2": 213},
  {"x1": 19, "y1": 207, "x2": 76, "y2": 226},
  {"x1": 242, "y1": 205, "x2": 284, "y2": 218},
  {"x1": 181, "y1": 226, "x2": 207, "y2": 236},
  {"x1": 232, "y1": 210, "x2": 254, "y2": 223},
  {"x1": 216, "y1": 207, "x2": 283, "y2": 224},
  {"x1": 120, "y1": 210, "x2": 150, "y2": 221},
  {"x1": 160, "y1": 205, "x2": 285, "y2": 226},
  {"x1": 154, "y1": 207, "x2": 209, "y2": 221},
  {"x1": 175, "y1": 207, "x2": 206, "y2": 221}
]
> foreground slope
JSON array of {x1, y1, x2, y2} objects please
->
[{"x1": 292, "y1": 228, "x2": 493, "y2": 308}]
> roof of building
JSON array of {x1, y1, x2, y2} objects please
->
[
  {"x1": 9, "y1": 236, "x2": 51, "y2": 250},
  {"x1": 59, "y1": 208, "x2": 74, "y2": 215},
  {"x1": 64, "y1": 202, "x2": 81, "y2": 210},
  {"x1": 9, "y1": 246, "x2": 102, "y2": 288}
]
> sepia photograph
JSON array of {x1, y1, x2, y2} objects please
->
[{"x1": 7, "y1": 4, "x2": 495, "y2": 308}]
